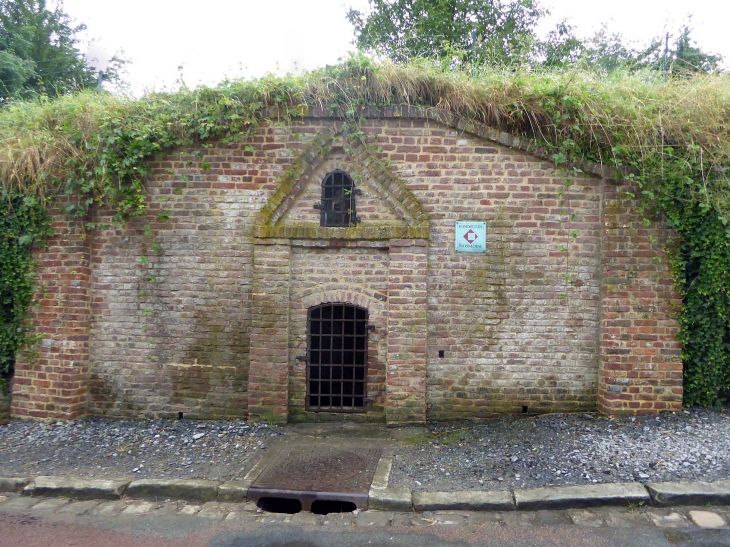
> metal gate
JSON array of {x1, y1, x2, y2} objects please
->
[{"x1": 307, "y1": 303, "x2": 368, "y2": 412}]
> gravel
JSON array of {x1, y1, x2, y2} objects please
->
[
  {"x1": 389, "y1": 407, "x2": 730, "y2": 492},
  {"x1": 1, "y1": 408, "x2": 729, "y2": 493},
  {"x1": 0, "y1": 418, "x2": 282, "y2": 481}
]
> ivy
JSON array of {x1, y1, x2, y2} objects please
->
[
  {"x1": 0, "y1": 192, "x2": 51, "y2": 393},
  {"x1": 0, "y1": 56, "x2": 729, "y2": 405}
]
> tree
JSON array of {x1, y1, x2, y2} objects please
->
[
  {"x1": 347, "y1": 0, "x2": 545, "y2": 68},
  {"x1": 538, "y1": 22, "x2": 723, "y2": 74},
  {"x1": 665, "y1": 25, "x2": 723, "y2": 74},
  {"x1": 0, "y1": 0, "x2": 124, "y2": 103}
]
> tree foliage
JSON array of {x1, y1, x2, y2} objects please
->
[
  {"x1": 347, "y1": 0, "x2": 545, "y2": 67},
  {"x1": 0, "y1": 0, "x2": 125, "y2": 103},
  {"x1": 348, "y1": 0, "x2": 724, "y2": 74},
  {"x1": 541, "y1": 23, "x2": 723, "y2": 74}
]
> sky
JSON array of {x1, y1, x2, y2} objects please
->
[{"x1": 61, "y1": 0, "x2": 730, "y2": 95}]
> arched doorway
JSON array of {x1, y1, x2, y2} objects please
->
[{"x1": 307, "y1": 303, "x2": 368, "y2": 412}]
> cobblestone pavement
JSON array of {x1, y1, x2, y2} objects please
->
[{"x1": 1, "y1": 492, "x2": 729, "y2": 544}]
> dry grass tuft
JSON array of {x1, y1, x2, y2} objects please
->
[{"x1": 0, "y1": 58, "x2": 728, "y2": 211}]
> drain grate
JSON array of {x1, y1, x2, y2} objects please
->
[{"x1": 248, "y1": 445, "x2": 382, "y2": 512}]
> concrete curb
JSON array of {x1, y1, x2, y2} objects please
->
[
  {"x1": 368, "y1": 455, "x2": 413, "y2": 511},
  {"x1": 513, "y1": 483, "x2": 650, "y2": 510},
  {"x1": 22, "y1": 476, "x2": 128, "y2": 500},
  {"x1": 413, "y1": 491, "x2": 514, "y2": 512},
  {"x1": 125, "y1": 479, "x2": 221, "y2": 503},
  {"x1": 4, "y1": 475, "x2": 730, "y2": 512},
  {"x1": 647, "y1": 480, "x2": 730, "y2": 507},
  {"x1": 0, "y1": 477, "x2": 30, "y2": 493}
]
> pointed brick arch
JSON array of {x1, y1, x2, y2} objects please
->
[{"x1": 253, "y1": 124, "x2": 429, "y2": 240}]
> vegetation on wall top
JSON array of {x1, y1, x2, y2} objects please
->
[{"x1": 0, "y1": 55, "x2": 728, "y2": 405}]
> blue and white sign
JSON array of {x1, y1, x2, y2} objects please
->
[{"x1": 455, "y1": 221, "x2": 486, "y2": 253}]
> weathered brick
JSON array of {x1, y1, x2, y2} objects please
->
[{"x1": 10, "y1": 112, "x2": 682, "y2": 423}]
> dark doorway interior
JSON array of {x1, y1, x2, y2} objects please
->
[{"x1": 307, "y1": 303, "x2": 368, "y2": 412}]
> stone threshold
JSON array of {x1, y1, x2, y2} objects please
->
[{"x1": 2, "y1": 475, "x2": 730, "y2": 512}]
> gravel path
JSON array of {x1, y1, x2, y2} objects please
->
[
  {"x1": 1, "y1": 408, "x2": 728, "y2": 493},
  {"x1": 0, "y1": 418, "x2": 282, "y2": 481},
  {"x1": 389, "y1": 408, "x2": 730, "y2": 492}
]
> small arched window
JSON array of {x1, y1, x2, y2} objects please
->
[{"x1": 319, "y1": 170, "x2": 357, "y2": 227}]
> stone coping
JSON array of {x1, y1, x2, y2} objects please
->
[{"x1": 3, "y1": 476, "x2": 730, "y2": 512}]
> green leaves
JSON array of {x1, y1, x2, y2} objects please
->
[
  {"x1": 0, "y1": 57, "x2": 727, "y2": 407},
  {"x1": 0, "y1": 191, "x2": 50, "y2": 391}
]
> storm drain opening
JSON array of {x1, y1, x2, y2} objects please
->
[
  {"x1": 256, "y1": 497, "x2": 302, "y2": 514},
  {"x1": 311, "y1": 500, "x2": 357, "y2": 515},
  {"x1": 248, "y1": 445, "x2": 382, "y2": 514}
]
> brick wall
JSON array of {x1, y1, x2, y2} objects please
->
[
  {"x1": 597, "y1": 183, "x2": 683, "y2": 414},
  {"x1": 11, "y1": 109, "x2": 683, "y2": 422},
  {"x1": 11, "y1": 201, "x2": 92, "y2": 420},
  {"x1": 370, "y1": 121, "x2": 603, "y2": 417},
  {"x1": 288, "y1": 244, "x2": 390, "y2": 422}
]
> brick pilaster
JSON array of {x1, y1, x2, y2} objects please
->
[
  {"x1": 386, "y1": 239, "x2": 428, "y2": 424},
  {"x1": 248, "y1": 238, "x2": 291, "y2": 423},
  {"x1": 11, "y1": 204, "x2": 92, "y2": 420},
  {"x1": 597, "y1": 182, "x2": 683, "y2": 415}
]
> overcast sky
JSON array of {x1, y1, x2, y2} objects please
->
[{"x1": 62, "y1": 0, "x2": 730, "y2": 95}]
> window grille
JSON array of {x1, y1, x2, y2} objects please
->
[{"x1": 319, "y1": 170, "x2": 356, "y2": 227}]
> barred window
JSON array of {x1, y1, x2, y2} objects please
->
[{"x1": 319, "y1": 170, "x2": 356, "y2": 227}]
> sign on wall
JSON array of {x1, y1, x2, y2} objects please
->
[{"x1": 455, "y1": 221, "x2": 486, "y2": 253}]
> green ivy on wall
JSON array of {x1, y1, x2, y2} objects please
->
[
  {"x1": 0, "y1": 192, "x2": 50, "y2": 392},
  {"x1": 0, "y1": 55, "x2": 728, "y2": 405}
]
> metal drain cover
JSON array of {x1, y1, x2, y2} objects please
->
[{"x1": 248, "y1": 445, "x2": 382, "y2": 511}]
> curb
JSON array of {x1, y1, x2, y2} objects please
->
[{"x1": 3, "y1": 476, "x2": 730, "y2": 512}]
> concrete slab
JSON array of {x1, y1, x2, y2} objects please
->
[
  {"x1": 567, "y1": 508, "x2": 605, "y2": 527},
  {"x1": 647, "y1": 480, "x2": 730, "y2": 506},
  {"x1": 535, "y1": 509, "x2": 573, "y2": 525},
  {"x1": 356, "y1": 511, "x2": 392, "y2": 526},
  {"x1": 196, "y1": 502, "x2": 230, "y2": 519},
  {"x1": 120, "y1": 502, "x2": 156, "y2": 516},
  {"x1": 602, "y1": 507, "x2": 652, "y2": 528},
  {"x1": 0, "y1": 497, "x2": 39, "y2": 511},
  {"x1": 152, "y1": 502, "x2": 182, "y2": 517},
  {"x1": 426, "y1": 511, "x2": 469, "y2": 526},
  {"x1": 218, "y1": 480, "x2": 250, "y2": 503},
  {"x1": 0, "y1": 477, "x2": 30, "y2": 493},
  {"x1": 514, "y1": 483, "x2": 649, "y2": 510},
  {"x1": 369, "y1": 487, "x2": 412, "y2": 511},
  {"x1": 646, "y1": 510, "x2": 688, "y2": 528},
  {"x1": 56, "y1": 500, "x2": 102, "y2": 515},
  {"x1": 467, "y1": 512, "x2": 503, "y2": 527},
  {"x1": 30, "y1": 498, "x2": 69, "y2": 513},
  {"x1": 413, "y1": 490, "x2": 514, "y2": 511},
  {"x1": 290, "y1": 512, "x2": 321, "y2": 526},
  {"x1": 24, "y1": 476, "x2": 129, "y2": 500},
  {"x1": 225, "y1": 511, "x2": 259, "y2": 523},
  {"x1": 90, "y1": 500, "x2": 127, "y2": 517},
  {"x1": 688, "y1": 510, "x2": 727, "y2": 529},
  {"x1": 126, "y1": 479, "x2": 221, "y2": 502},
  {"x1": 178, "y1": 504, "x2": 202, "y2": 515}
]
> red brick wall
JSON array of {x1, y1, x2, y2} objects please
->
[
  {"x1": 373, "y1": 122, "x2": 603, "y2": 417},
  {"x1": 288, "y1": 244, "x2": 390, "y2": 422},
  {"x1": 11, "y1": 109, "x2": 683, "y2": 422},
  {"x1": 11, "y1": 202, "x2": 92, "y2": 419},
  {"x1": 597, "y1": 184, "x2": 683, "y2": 414}
]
